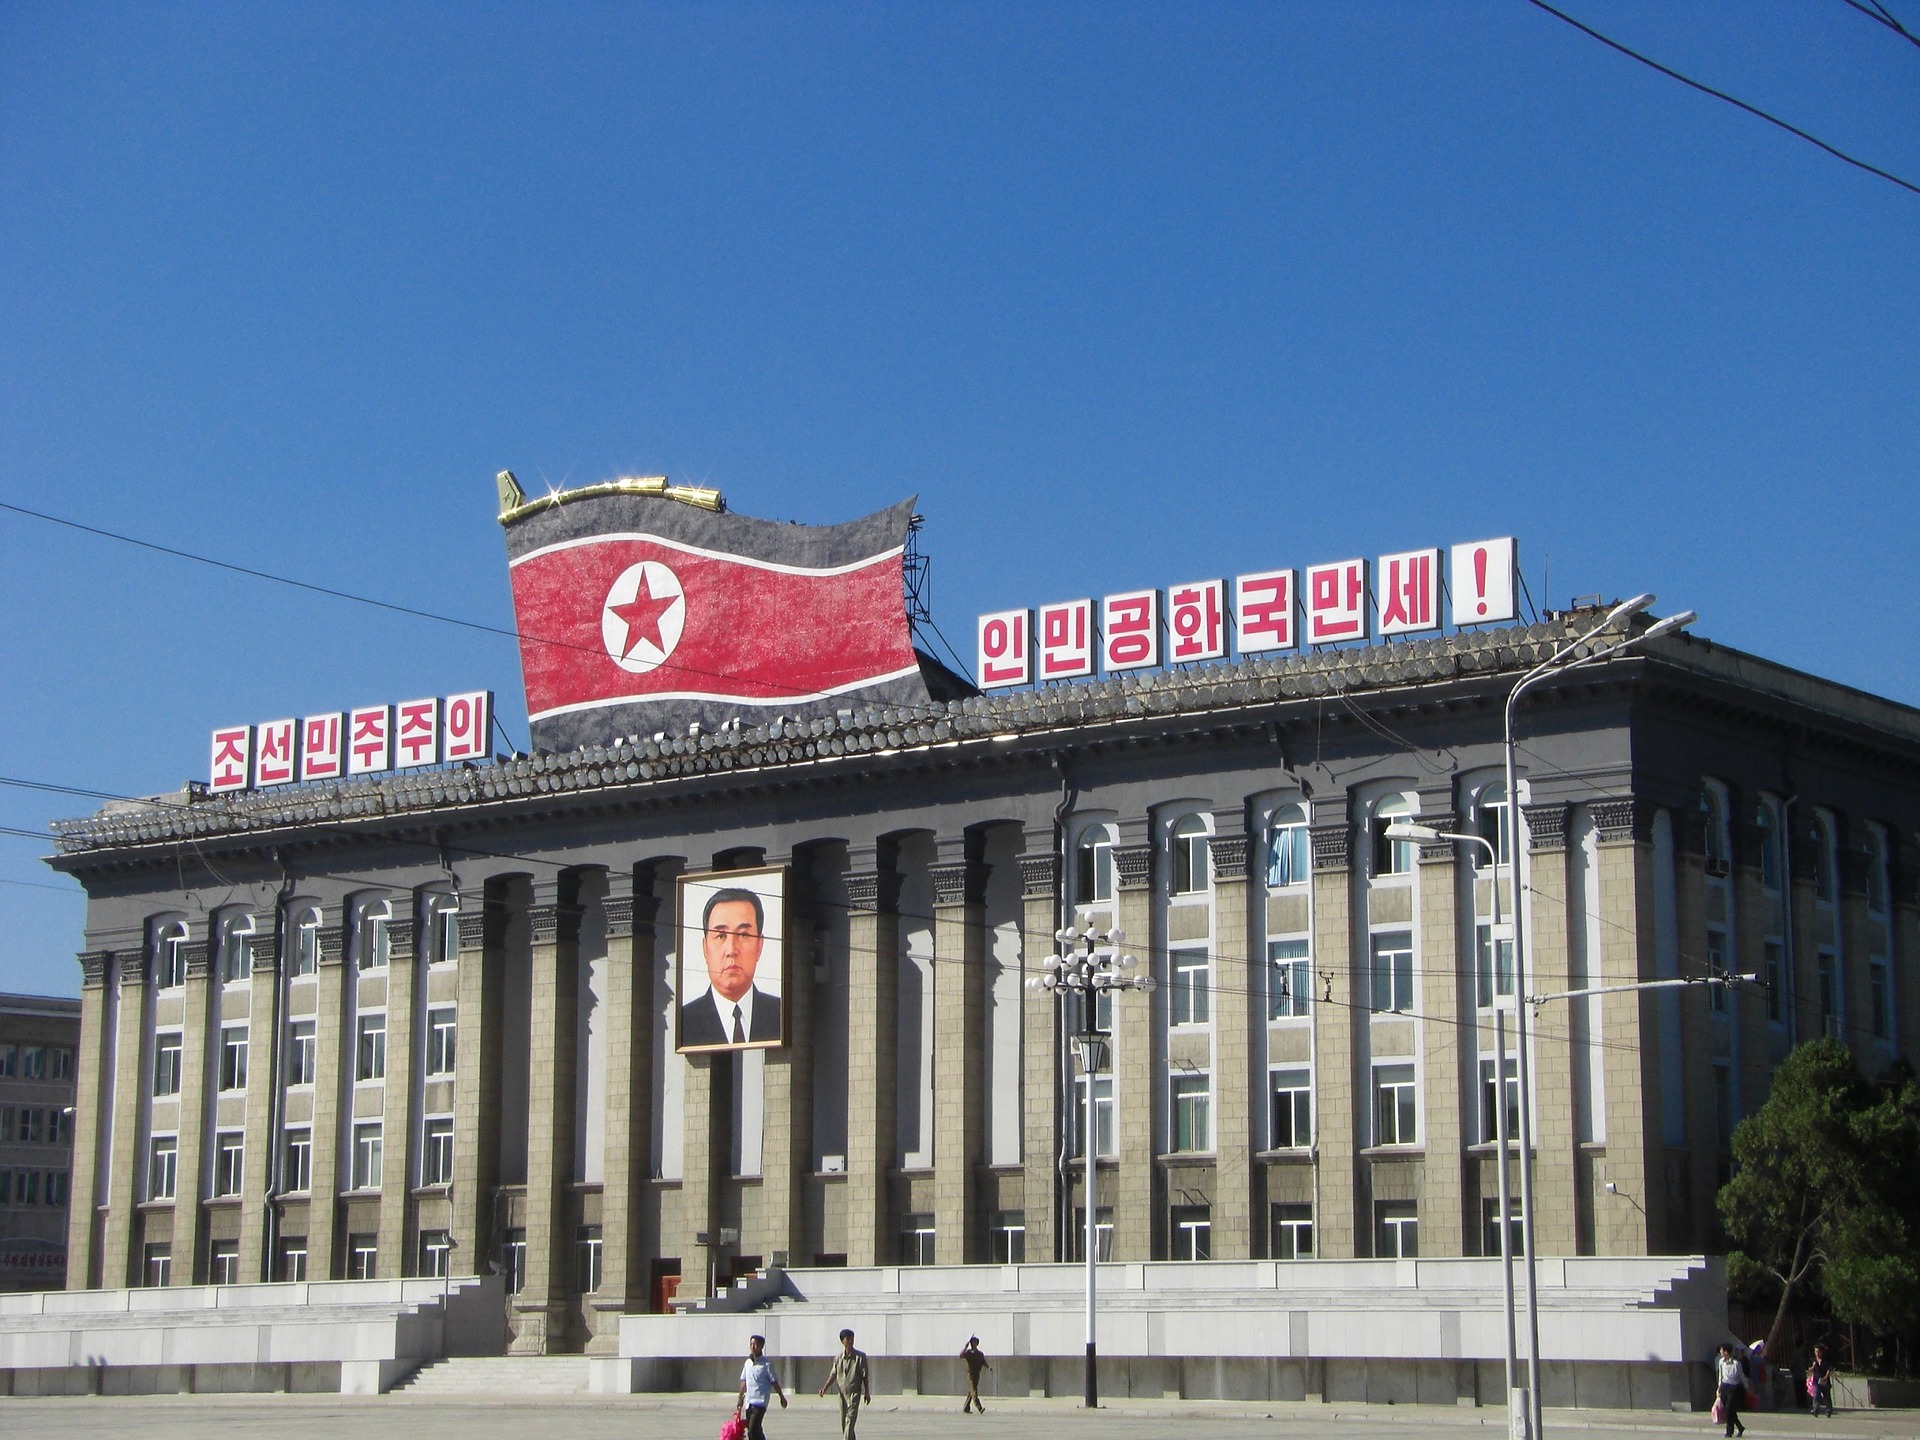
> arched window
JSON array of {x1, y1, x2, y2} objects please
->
[
  {"x1": 217, "y1": 911, "x2": 256, "y2": 986},
  {"x1": 1075, "y1": 827, "x2": 1114, "y2": 906},
  {"x1": 354, "y1": 897, "x2": 393, "y2": 971},
  {"x1": 1812, "y1": 812, "x2": 1837, "y2": 905},
  {"x1": 1755, "y1": 797, "x2": 1783, "y2": 892},
  {"x1": 424, "y1": 892, "x2": 460, "y2": 966},
  {"x1": 152, "y1": 919, "x2": 188, "y2": 990},
  {"x1": 1371, "y1": 794, "x2": 1415, "y2": 878},
  {"x1": 1171, "y1": 815, "x2": 1210, "y2": 896},
  {"x1": 290, "y1": 906, "x2": 321, "y2": 977},
  {"x1": 1701, "y1": 784, "x2": 1730, "y2": 872},
  {"x1": 1266, "y1": 803, "x2": 1310, "y2": 888},
  {"x1": 1473, "y1": 782, "x2": 1509, "y2": 867}
]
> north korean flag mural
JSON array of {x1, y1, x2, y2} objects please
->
[{"x1": 502, "y1": 479, "x2": 967, "y2": 753}]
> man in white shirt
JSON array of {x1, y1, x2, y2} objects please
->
[{"x1": 737, "y1": 1333, "x2": 787, "y2": 1440}]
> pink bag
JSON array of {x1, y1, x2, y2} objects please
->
[
  {"x1": 1712, "y1": 1396, "x2": 1727, "y2": 1424},
  {"x1": 720, "y1": 1414, "x2": 747, "y2": 1440}
]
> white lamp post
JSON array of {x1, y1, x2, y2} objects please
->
[{"x1": 1028, "y1": 912, "x2": 1155, "y2": 1408}]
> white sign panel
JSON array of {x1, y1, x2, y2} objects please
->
[
  {"x1": 1101, "y1": 589, "x2": 1161, "y2": 672},
  {"x1": 1037, "y1": 599, "x2": 1095, "y2": 681},
  {"x1": 1234, "y1": 569, "x2": 1296, "y2": 654},
  {"x1": 1304, "y1": 559, "x2": 1368, "y2": 646},
  {"x1": 977, "y1": 609, "x2": 1031, "y2": 690},
  {"x1": 1450, "y1": 537, "x2": 1517, "y2": 625},
  {"x1": 1377, "y1": 548, "x2": 1441, "y2": 636},
  {"x1": 1167, "y1": 579, "x2": 1228, "y2": 663}
]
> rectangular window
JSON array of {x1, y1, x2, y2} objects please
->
[
  {"x1": 1072, "y1": 1074, "x2": 1116, "y2": 1159},
  {"x1": 0, "y1": 1043, "x2": 14, "y2": 1077},
  {"x1": 347, "y1": 1233, "x2": 378, "y2": 1280},
  {"x1": 1271, "y1": 1202, "x2": 1314, "y2": 1259},
  {"x1": 144, "y1": 1242, "x2": 172, "y2": 1287},
  {"x1": 1269, "y1": 1067, "x2": 1312, "y2": 1149},
  {"x1": 288, "y1": 1020, "x2": 316, "y2": 1086},
  {"x1": 421, "y1": 1117, "x2": 455, "y2": 1186},
  {"x1": 1170, "y1": 948, "x2": 1210, "y2": 1026},
  {"x1": 426, "y1": 1008, "x2": 457, "y2": 1076},
  {"x1": 153, "y1": 1035, "x2": 182, "y2": 1098},
  {"x1": 352, "y1": 1122, "x2": 383, "y2": 1190},
  {"x1": 155, "y1": 934, "x2": 186, "y2": 989},
  {"x1": 282, "y1": 1127, "x2": 312, "y2": 1193},
  {"x1": 1171, "y1": 1073, "x2": 1211, "y2": 1152},
  {"x1": 900, "y1": 1213, "x2": 936, "y2": 1266},
  {"x1": 0, "y1": 1109, "x2": 11, "y2": 1143},
  {"x1": 1372, "y1": 818, "x2": 1414, "y2": 877},
  {"x1": 1481, "y1": 1198, "x2": 1523, "y2": 1257},
  {"x1": 1479, "y1": 1056, "x2": 1520, "y2": 1144},
  {"x1": 1069, "y1": 1207, "x2": 1114, "y2": 1263},
  {"x1": 46, "y1": 1170, "x2": 69, "y2": 1206},
  {"x1": 292, "y1": 916, "x2": 319, "y2": 977},
  {"x1": 1170, "y1": 1204, "x2": 1211, "y2": 1261},
  {"x1": 49, "y1": 1108, "x2": 72, "y2": 1145},
  {"x1": 1764, "y1": 940, "x2": 1785, "y2": 1024},
  {"x1": 576, "y1": 1224, "x2": 603, "y2": 1293},
  {"x1": 1267, "y1": 820, "x2": 1310, "y2": 888},
  {"x1": 503, "y1": 1228, "x2": 527, "y2": 1294},
  {"x1": 1171, "y1": 826, "x2": 1210, "y2": 895},
  {"x1": 1707, "y1": 931, "x2": 1729, "y2": 1014},
  {"x1": 20, "y1": 1046, "x2": 45, "y2": 1080},
  {"x1": 1370, "y1": 932, "x2": 1413, "y2": 1014},
  {"x1": 18, "y1": 1108, "x2": 41, "y2": 1144},
  {"x1": 1077, "y1": 835, "x2": 1113, "y2": 904},
  {"x1": 14, "y1": 1170, "x2": 37, "y2": 1205},
  {"x1": 1268, "y1": 939, "x2": 1310, "y2": 1020},
  {"x1": 209, "y1": 1240, "x2": 240, "y2": 1285},
  {"x1": 219, "y1": 1027, "x2": 249, "y2": 1091},
  {"x1": 358, "y1": 910, "x2": 390, "y2": 971},
  {"x1": 51, "y1": 1047, "x2": 74, "y2": 1081},
  {"x1": 1475, "y1": 925, "x2": 1514, "y2": 1008},
  {"x1": 0, "y1": 1170, "x2": 11, "y2": 1204},
  {"x1": 279, "y1": 1237, "x2": 308, "y2": 1281},
  {"x1": 989, "y1": 1210, "x2": 1026, "y2": 1264},
  {"x1": 427, "y1": 898, "x2": 460, "y2": 966},
  {"x1": 1870, "y1": 959, "x2": 1892, "y2": 1041},
  {"x1": 356, "y1": 1014, "x2": 386, "y2": 1082},
  {"x1": 1374, "y1": 1063, "x2": 1417, "y2": 1147},
  {"x1": 418, "y1": 1230, "x2": 452, "y2": 1279},
  {"x1": 1818, "y1": 952, "x2": 1841, "y2": 1039},
  {"x1": 1375, "y1": 1199, "x2": 1419, "y2": 1258},
  {"x1": 214, "y1": 1131, "x2": 244, "y2": 1196},
  {"x1": 147, "y1": 1136, "x2": 177, "y2": 1201}
]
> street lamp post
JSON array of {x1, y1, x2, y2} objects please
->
[
  {"x1": 1501, "y1": 597, "x2": 1696, "y2": 1440},
  {"x1": 1029, "y1": 913, "x2": 1155, "y2": 1409}
]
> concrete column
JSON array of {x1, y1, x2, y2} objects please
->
[
  {"x1": 843, "y1": 848, "x2": 900, "y2": 1266},
  {"x1": 100, "y1": 954, "x2": 150, "y2": 1288},
  {"x1": 1018, "y1": 843, "x2": 1061, "y2": 1263},
  {"x1": 760, "y1": 853, "x2": 815, "y2": 1271},
  {"x1": 675, "y1": 1052, "x2": 724, "y2": 1299},
  {"x1": 307, "y1": 919, "x2": 349, "y2": 1279},
  {"x1": 239, "y1": 932, "x2": 281, "y2": 1280},
  {"x1": 1112, "y1": 839, "x2": 1156, "y2": 1260},
  {"x1": 66, "y1": 951, "x2": 114, "y2": 1290},
  {"x1": 511, "y1": 884, "x2": 581, "y2": 1353},
  {"x1": 1672, "y1": 807, "x2": 1719, "y2": 1253},
  {"x1": 1413, "y1": 819, "x2": 1466, "y2": 1256},
  {"x1": 1309, "y1": 819, "x2": 1358, "y2": 1257},
  {"x1": 1896, "y1": 856, "x2": 1920, "y2": 1061},
  {"x1": 376, "y1": 915, "x2": 419, "y2": 1279},
  {"x1": 590, "y1": 868, "x2": 657, "y2": 1350},
  {"x1": 1521, "y1": 802, "x2": 1577, "y2": 1256},
  {"x1": 1208, "y1": 822, "x2": 1254, "y2": 1260},
  {"x1": 171, "y1": 936, "x2": 214, "y2": 1282},
  {"x1": 1590, "y1": 800, "x2": 1656, "y2": 1254},
  {"x1": 449, "y1": 901, "x2": 504, "y2": 1275},
  {"x1": 931, "y1": 843, "x2": 988, "y2": 1264}
]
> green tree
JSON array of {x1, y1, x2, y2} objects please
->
[{"x1": 1718, "y1": 1040, "x2": 1920, "y2": 1367}]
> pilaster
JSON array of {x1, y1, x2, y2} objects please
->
[
  {"x1": 171, "y1": 939, "x2": 214, "y2": 1282},
  {"x1": 931, "y1": 847, "x2": 988, "y2": 1263},
  {"x1": 377, "y1": 917, "x2": 419, "y2": 1280},
  {"x1": 590, "y1": 870, "x2": 658, "y2": 1350},
  {"x1": 843, "y1": 853, "x2": 900, "y2": 1266},
  {"x1": 307, "y1": 922, "x2": 348, "y2": 1279},
  {"x1": 66, "y1": 950, "x2": 114, "y2": 1290},
  {"x1": 1593, "y1": 807, "x2": 1656, "y2": 1254},
  {"x1": 239, "y1": 933, "x2": 281, "y2": 1279},
  {"x1": 1309, "y1": 820, "x2": 1357, "y2": 1257},
  {"x1": 1414, "y1": 818, "x2": 1465, "y2": 1256},
  {"x1": 1112, "y1": 840, "x2": 1155, "y2": 1259},
  {"x1": 450, "y1": 905, "x2": 503, "y2": 1276},
  {"x1": 101, "y1": 953, "x2": 150, "y2": 1287},
  {"x1": 1208, "y1": 823, "x2": 1254, "y2": 1260},
  {"x1": 511, "y1": 888, "x2": 581, "y2": 1353},
  {"x1": 760, "y1": 852, "x2": 814, "y2": 1275},
  {"x1": 1521, "y1": 803, "x2": 1577, "y2": 1255},
  {"x1": 1018, "y1": 844, "x2": 1061, "y2": 1262}
]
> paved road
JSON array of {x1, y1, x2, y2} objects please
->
[{"x1": 2, "y1": 1394, "x2": 1916, "y2": 1440}]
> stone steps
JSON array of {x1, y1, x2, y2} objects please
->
[{"x1": 391, "y1": 1355, "x2": 594, "y2": 1396}]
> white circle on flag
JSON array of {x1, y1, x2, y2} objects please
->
[{"x1": 601, "y1": 560, "x2": 687, "y2": 675}]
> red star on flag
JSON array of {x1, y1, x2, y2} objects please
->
[{"x1": 608, "y1": 576, "x2": 676, "y2": 662}]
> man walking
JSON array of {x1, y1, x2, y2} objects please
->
[
  {"x1": 737, "y1": 1334, "x2": 786, "y2": 1440},
  {"x1": 817, "y1": 1327, "x2": 871, "y2": 1439},
  {"x1": 959, "y1": 1336, "x2": 989, "y2": 1414}
]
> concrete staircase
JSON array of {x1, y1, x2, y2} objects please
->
[{"x1": 391, "y1": 1355, "x2": 594, "y2": 1396}]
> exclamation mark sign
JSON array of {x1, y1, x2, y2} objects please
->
[{"x1": 1474, "y1": 547, "x2": 1489, "y2": 617}]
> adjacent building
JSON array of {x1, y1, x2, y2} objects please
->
[{"x1": 0, "y1": 994, "x2": 80, "y2": 1291}]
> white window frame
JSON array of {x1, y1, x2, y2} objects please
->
[
  {"x1": 1269, "y1": 1066, "x2": 1312, "y2": 1150},
  {"x1": 219, "y1": 1027, "x2": 249, "y2": 1091},
  {"x1": 219, "y1": 914, "x2": 255, "y2": 986},
  {"x1": 1266, "y1": 803, "x2": 1310, "y2": 889},
  {"x1": 1075, "y1": 827, "x2": 1115, "y2": 905},
  {"x1": 1170, "y1": 1072, "x2": 1211, "y2": 1153},
  {"x1": 1170, "y1": 1203, "x2": 1211, "y2": 1260},
  {"x1": 147, "y1": 1134, "x2": 178, "y2": 1201},
  {"x1": 421, "y1": 1116, "x2": 455, "y2": 1187},
  {"x1": 425, "y1": 1008, "x2": 457, "y2": 1077},
  {"x1": 347, "y1": 1233, "x2": 378, "y2": 1280},
  {"x1": 1373, "y1": 1063, "x2": 1417, "y2": 1147},
  {"x1": 153, "y1": 921, "x2": 187, "y2": 990},
  {"x1": 287, "y1": 1020, "x2": 316, "y2": 1087},
  {"x1": 291, "y1": 907, "x2": 321, "y2": 977},
  {"x1": 213, "y1": 1131, "x2": 244, "y2": 1196},
  {"x1": 1169, "y1": 946, "x2": 1210, "y2": 1026},
  {"x1": 1479, "y1": 1055, "x2": 1520, "y2": 1144},
  {"x1": 351, "y1": 1122, "x2": 383, "y2": 1190},
  {"x1": 1370, "y1": 931, "x2": 1414, "y2": 1014},
  {"x1": 419, "y1": 1229, "x2": 453, "y2": 1279},
  {"x1": 1475, "y1": 924, "x2": 1514, "y2": 1009},
  {"x1": 1072, "y1": 1073, "x2": 1115, "y2": 1159},
  {"x1": 356, "y1": 1013, "x2": 386, "y2": 1082},
  {"x1": 282, "y1": 1127, "x2": 312, "y2": 1193},
  {"x1": 425, "y1": 893, "x2": 460, "y2": 966},
  {"x1": 1170, "y1": 814, "x2": 1211, "y2": 896},
  {"x1": 1271, "y1": 1202, "x2": 1314, "y2": 1259},
  {"x1": 208, "y1": 1240, "x2": 240, "y2": 1286},
  {"x1": 1372, "y1": 794, "x2": 1415, "y2": 878},
  {"x1": 355, "y1": 899, "x2": 392, "y2": 972},
  {"x1": 1268, "y1": 938, "x2": 1310, "y2": 1020},
  {"x1": 1375, "y1": 1199, "x2": 1419, "y2": 1258},
  {"x1": 1474, "y1": 781, "x2": 1511, "y2": 868},
  {"x1": 153, "y1": 1033, "x2": 183, "y2": 1098}
]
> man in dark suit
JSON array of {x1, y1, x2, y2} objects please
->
[{"x1": 680, "y1": 886, "x2": 781, "y2": 1048}]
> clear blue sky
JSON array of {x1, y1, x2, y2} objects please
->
[{"x1": 3, "y1": 2, "x2": 1916, "y2": 999}]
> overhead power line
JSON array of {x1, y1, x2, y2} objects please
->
[
  {"x1": 1837, "y1": 0, "x2": 1920, "y2": 52},
  {"x1": 1525, "y1": 0, "x2": 1920, "y2": 200}
]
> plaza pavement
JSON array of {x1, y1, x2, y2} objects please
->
[{"x1": 1, "y1": 1392, "x2": 1916, "y2": 1440}]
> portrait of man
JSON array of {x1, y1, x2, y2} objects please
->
[{"x1": 677, "y1": 868, "x2": 786, "y2": 1052}]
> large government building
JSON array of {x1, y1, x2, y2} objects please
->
[{"x1": 41, "y1": 483, "x2": 1920, "y2": 1368}]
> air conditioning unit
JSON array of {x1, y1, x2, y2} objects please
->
[{"x1": 821, "y1": 1154, "x2": 846, "y2": 1174}]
